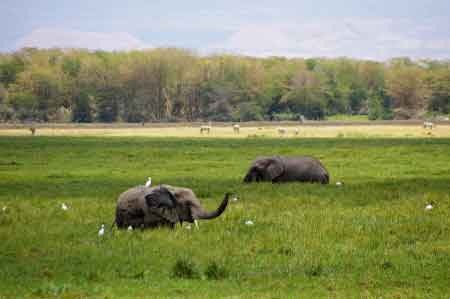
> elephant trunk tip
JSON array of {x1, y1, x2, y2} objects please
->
[{"x1": 195, "y1": 193, "x2": 230, "y2": 220}]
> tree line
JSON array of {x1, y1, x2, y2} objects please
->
[{"x1": 0, "y1": 48, "x2": 449, "y2": 123}]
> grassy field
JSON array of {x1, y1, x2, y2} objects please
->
[
  {"x1": 1, "y1": 123, "x2": 450, "y2": 138},
  {"x1": 0, "y1": 135, "x2": 449, "y2": 298},
  {"x1": 326, "y1": 114, "x2": 369, "y2": 121}
]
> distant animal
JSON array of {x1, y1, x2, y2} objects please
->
[
  {"x1": 233, "y1": 124, "x2": 240, "y2": 134},
  {"x1": 243, "y1": 156, "x2": 330, "y2": 184},
  {"x1": 423, "y1": 121, "x2": 434, "y2": 129},
  {"x1": 294, "y1": 128, "x2": 299, "y2": 136},
  {"x1": 200, "y1": 125, "x2": 211, "y2": 134},
  {"x1": 277, "y1": 127, "x2": 287, "y2": 136},
  {"x1": 29, "y1": 127, "x2": 36, "y2": 136},
  {"x1": 115, "y1": 185, "x2": 230, "y2": 229}
]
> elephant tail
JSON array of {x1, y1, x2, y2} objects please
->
[{"x1": 195, "y1": 193, "x2": 230, "y2": 220}]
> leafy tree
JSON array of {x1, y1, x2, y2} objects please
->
[
  {"x1": 0, "y1": 48, "x2": 448, "y2": 123},
  {"x1": 386, "y1": 65, "x2": 429, "y2": 119},
  {"x1": 0, "y1": 55, "x2": 25, "y2": 87},
  {"x1": 72, "y1": 91, "x2": 93, "y2": 122}
]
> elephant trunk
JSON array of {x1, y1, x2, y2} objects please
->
[
  {"x1": 243, "y1": 169, "x2": 257, "y2": 183},
  {"x1": 195, "y1": 193, "x2": 230, "y2": 220}
]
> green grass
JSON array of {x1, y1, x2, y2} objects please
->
[
  {"x1": 0, "y1": 136, "x2": 449, "y2": 298},
  {"x1": 326, "y1": 114, "x2": 369, "y2": 121}
]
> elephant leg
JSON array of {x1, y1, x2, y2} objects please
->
[{"x1": 124, "y1": 217, "x2": 146, "y2": 229}]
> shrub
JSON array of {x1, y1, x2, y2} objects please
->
[
  {"x1": 204, "y1": 261, "x2": 229, "y2": 280},
  {"x1": 171, "y1": 258, "x2": 200, "y2": 279}
]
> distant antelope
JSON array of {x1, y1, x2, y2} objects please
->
[
  {"x1": 294, "y1": 128, "x2": 299, "y2": 136},
  {"x1": 200, "y1": 125, "x2": 211, "y2": 134},
  {"x1": 277, "y1": 127, "x2": 287, "y2": 136},
  {"x1": 423, "y1": 121, "x2": 434, "y2": 129},
  {"x1": 29, "y1": 127, "x2": 36, "y2": 136},
  {"x1": 233, "y1": 124, "x2": 240, "y2": 134}
]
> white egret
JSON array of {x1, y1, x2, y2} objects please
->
[
  {"x1": 61, "y1": 203, "x2": 68, "y2": 210},
  {"x1": 145, "y1": 177, "x2": 152, "y2": 187},
  {"x1": 98, "y1": 224, "x2": 105, "y2": 236},
  {"x1": 425, "y1": 204, "x2": 433, "y2": 210},
  {"x1": 2, "y1": 206, "x2": 6, "y2": 212},
  {"x1": 336, "y1": 181, "x2": 343, "y2": 186},
  {"x1": 245, "y1": 220, "x2": 254, "y2": 225},
  {"x1": 127, "y1": 225, "x2": 133, "y2": 231}
]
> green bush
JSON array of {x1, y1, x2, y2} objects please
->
[
  {"x1": 171, "y1": 258, "x2": 200, "y2": 279},
  {"x1": 204, "y1": 261, "x2": 229, "y2": 280}
]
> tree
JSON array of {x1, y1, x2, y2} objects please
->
[
  {"x1": 72, "y1": 91, "x2": 93, "y2": 122},
  {"x1": 426, "y1": 68, "x2": 450, "y2": 114},
  {"x1": 386, "y1": 65, "x2": 429, "y2": 119},
  {"x1": 281, "y1": 68, "x2": 326, "y2": 120},
  {"x1": 0, "y1": 55, "x2": 25, "y2": 87}
]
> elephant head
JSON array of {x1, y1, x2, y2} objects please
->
[
  {"x1": 115, "y1": 185, "x2": 230, "y2": 229},
  {"x1": 243, "y1": 156, "x2": 284, "y2": 183}
]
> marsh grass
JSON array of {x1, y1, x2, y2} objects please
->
[{"x1": 0, "y1": 136, "x2": 449, "y2": 298}]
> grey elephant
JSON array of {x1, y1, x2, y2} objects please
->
[
  {"x1": 243, "y1": 156, "x2": 329, "y2": 184},
  {"x1": 115, "y1": 185, "x2": 230, "y2": 229}
]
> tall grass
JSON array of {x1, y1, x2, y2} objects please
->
[{"x1": 0, "y1": 136, "x2": 449, "y2": 298}]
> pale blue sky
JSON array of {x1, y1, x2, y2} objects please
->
[{"x1": 1, "y1": 0, "x2": 449, "y2": 60}]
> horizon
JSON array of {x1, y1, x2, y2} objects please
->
[{"x1": 1, "y1": 0, "x2": 450, "y2": 61}]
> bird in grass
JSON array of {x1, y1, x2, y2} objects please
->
[
  {"x1": 98, "y1": 224, "x2": 105, "y2": 236},
  {"x1": 336, "y1": 181, "x2": 343, "y2": 186},
  {"x1": 245, "y1": 220, "x2": 254, "y2": 225},
  {"x1": 2, "y1": 206, "x2": 6, "y2": 212},
  {"x1": 61, "y1": 203, "x2": 68, "y2": 211},
  {"x1": 145, "y1": 177, "x2": 152, "y2": 187},
  {"x1": 425, "y1": 204, "x2": 433, "y2": 210},
  {"x1": 127, "y1": 225, "x2": 133, "y2": 231}
]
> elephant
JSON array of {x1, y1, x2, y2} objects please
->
[
  {"x1": 115, "y1": 185, "x2": 230, "y2": 229},
  {"x1": 243, "y1": 156, "x2": 330, "y2": 184}
]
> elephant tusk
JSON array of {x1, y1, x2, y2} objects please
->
[{"x1": 194, "y1": 220, "x2": 199, "y2": 229}]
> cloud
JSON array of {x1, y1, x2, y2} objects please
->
[
  {"x1": 207, "y1": 17, "x2": 450, "y2": 60},
  {"x1": 16, "y1": 28, "x2": 151, "y2": 51}
]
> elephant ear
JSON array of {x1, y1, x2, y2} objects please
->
[
  {"x1": 145, "y1": 186, "x2": 179, "y2": 223},
  {"x1": 266, "y1": 157, "x2": 284, "y2": 180}
]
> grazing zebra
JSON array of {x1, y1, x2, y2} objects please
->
[
  {"x1": 200, "y1": 125, "x2": 211, "y2": 134},
  {"x1": 423, "y1": 121, "x2": 434, "y2": 129},
  {"x1": 277, "y1": 127, "x2": 287, "y2": 136}
]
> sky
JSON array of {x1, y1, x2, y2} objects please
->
[{"x1": 1, "y1": 0, "x2": 449, "y2": 60}]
